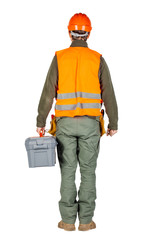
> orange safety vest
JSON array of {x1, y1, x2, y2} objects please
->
[{"x1": 55, "y1": 46, "x2": 103, "y2": 117}]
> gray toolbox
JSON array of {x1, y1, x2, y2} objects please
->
[{"x1": 25, "y1": 135, "x2": 58, "y2": 168}]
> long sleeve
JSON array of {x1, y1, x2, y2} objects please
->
[
  {"x1": 99, "y1": 56, "x2": 118, "y2": 130},
  {"x1": 36, "y1": 55, "x2": 58, "y2": 127}
]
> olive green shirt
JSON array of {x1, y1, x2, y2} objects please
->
[{"x1": 36, "y1": 39, "x2": 118, "y2": 130}]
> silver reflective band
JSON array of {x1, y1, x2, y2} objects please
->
[
  {"x1": 55, "y1": 102, "x2": 101, "y2": 110},
  {"x1": 57, "y1": 92, "x2": 101, "y2": 100},
  {"x1": 70, "y1": 31, "x2": 89, "y2": 37}
]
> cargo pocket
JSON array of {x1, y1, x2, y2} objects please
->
[{"x1": 90, "y1": 135, "x2": 100, "y2": 154}]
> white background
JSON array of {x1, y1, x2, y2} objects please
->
[{"x1": 0, "y1": 0, "x2": 160, "y2": 239}]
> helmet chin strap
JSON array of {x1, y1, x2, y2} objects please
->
[{"x1": 70, "y1": 31, "x2": 89, "y2": 37}]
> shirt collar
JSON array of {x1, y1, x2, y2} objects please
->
[{"x1": 70, "y1": 39, "x2": 88, "y2": 48}]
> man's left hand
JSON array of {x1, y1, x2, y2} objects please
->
[{"x1": 107, "y1": 128, "x2": 118, "y2": 137}]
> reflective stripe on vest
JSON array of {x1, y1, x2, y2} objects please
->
[
  {"x1": 55, "y1": 47, "x2": 103, "y2": 117},
  {"x1": 56, "y1": 102, "x2": 101, "y2": 110},
  {"x1": 57, "y1": 92, "x2": 101, "y2": 100}
]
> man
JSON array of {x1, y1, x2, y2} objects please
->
[{"x1": 36, "y1": 13, "x2": 118, "y2": 231}]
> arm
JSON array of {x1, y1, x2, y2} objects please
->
[
  {"x1": 99, "y1": 56, "x2": 118, "y2": 130},
  {"x1": 36, "y1": 55, "x2": 58, "y2": 128}
]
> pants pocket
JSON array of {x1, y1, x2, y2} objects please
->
[
  {"x1": 95, "y1": 116, "x2": 100, "y2": 122},
  {"x1": 90, "y1": 135, "x2": 100, "y2": 153},
  {"x1": 56, "y1": 117, "x2": 62, "y2": 123}
]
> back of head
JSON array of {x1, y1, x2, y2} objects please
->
[{"x1": 68, "y1": 13, "x2": 92, "y2": 41}]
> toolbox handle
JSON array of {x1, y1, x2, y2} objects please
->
[
  {"x1": 33, "y1": 144, "x2": 48, "y2": 150},
  {"x1": 39, "y1": 129, "x2": 44, "y2": 137}
]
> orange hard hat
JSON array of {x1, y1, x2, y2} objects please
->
[{"x1": 68, "y1": 13, "x2": 92, "y2": 32}]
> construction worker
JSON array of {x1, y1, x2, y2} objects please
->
[{"x1": 36, "y1": 13, "x2": 118, "y2": 231}]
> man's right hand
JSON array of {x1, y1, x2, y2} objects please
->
[{"x1": 36, "y1": 127, "x2": 45, "y2": 136}]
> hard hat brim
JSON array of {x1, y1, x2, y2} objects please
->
[{"x1": 68, "y1": 24, "x2": 92, "y2": 32}]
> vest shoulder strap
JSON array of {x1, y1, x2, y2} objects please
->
[
  {"x1": 55, "y1": 48, "x2": 70, "y2": 56},
  {"x1": 87, "y1": 47, "x2": 102, "y2": 57}
]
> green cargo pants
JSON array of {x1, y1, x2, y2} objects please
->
[{"x1": 55, "y1": 115, "x2": 101, "y2": 224}]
